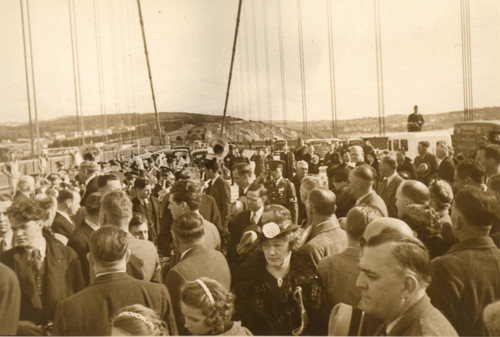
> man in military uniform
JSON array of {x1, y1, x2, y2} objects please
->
[
  {"x1": 264, "y1": 160, "x2": 298, "y2": 224},
  {"x1": 407, "y1": 105, "x2": 425, "y2": 132}
]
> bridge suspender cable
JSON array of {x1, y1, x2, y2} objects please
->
[
  {"x1": 296, "y1": 0, "x2": 308, "y2": 135},
  {"x1": 220, "y1": 0, "x2": 244, "y2": 137},
  {"x1": 93, "y1": 0, "x2": 108, "y2": 143},
  {"x1": 67, "y1": 0, "x2": 85, "y2": 145},
  {"x1": 460, "y1": 0, "x2": 473, "y2": 121},
  {"x1": 136, "y1": 0, "x2": 163, "y2": 145},
  {"x1": 19, "y1": 0, "x2": 35, "y2": 156},
  {"x1": 262, "y1": 0, "x2": 273, "y2": 139},
  {"x1": 250, "y1": 0, "x2": 261, "y2": 123},
  {"x1": 373, "y1": 0, "x2": 386, "y2": 136},
  {"x1": 277, "y1": 0, "x2": 287, "y2": 131},
  {"x1": 325, "y1": 0, "x2": 338, "y2": 138}
]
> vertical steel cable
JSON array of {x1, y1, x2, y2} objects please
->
[
  {"x1": 262, "y1": 0, "x2": 273, "y2": 137},
  {"x1": 250, "y1": 0, "x2": 261, "y2": 122},
  {"x1": 136, "y1": 0, "x2": 163, "y2": 144},
  {"x1": 93, "y1": 0, "x2": 108, "y2": 142},
  {"x1": 373, "y1": 0, "x2": 385, "y2": 136},
  {"x1": 19, "y1": 0, "x2": 35, "y2": 156},
  {"x1": 466, "y1": 0, "x2": 473, "y2": 120},
  {"x1": 25, "y1": 0, "x2": 40, "y2": 152},
  {"x1": 325, "y1": 0, "x2": 338, "y2": 137},
  {"x1": 243, "y1": 2, "x2": 253, "y2": 121},
  {"x1": 109, "y1": 0, "x2": 121, "y2": 130},
  {"x1": 460, "y1": 0, "x2": 468, "y2": 121},
  {"x1": 276, "y1": 0, "x2": 287, "y2": 130},
  {"x1": 296, "y1": 0, "x2": 308, "y2": 135},
  {"x1": 68, "y1": 0, "x2": 85, "y2": 145},
  {"x1": 376, "y1": 0, "x2": 386, "y2": 135},
  {"x1": 220, "y1": 0, "x2": 244, "y2": 137},
  {"x1": 237, "y1": 45, "x2": 246, "y2": 121},
  {"x1": 71, "y1": 0, "x2": 85, "y2": 144}
]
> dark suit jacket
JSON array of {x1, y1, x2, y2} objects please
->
[
  {"x1": 53, "y1": 272, "x2": 178, "y2": 336},
  {"x1": 67, "y1": 221, "x2": 95, "y2": 286},
  {"x1": 381, "y1": 295, "x2": 457, "y2": 336},
  {"x1": 437, "y1": 156, "x2": 455, "y2": 184},
  {"x1": 280, "y1": 151, "x2": 295, "y2": 179},
  {"x1": 376, "y1": 174, "x2": 404, "y2": 218},
  {"x1": 397, "y1": 157, "x2": 417, "y2": 180},
  {"x1": 52, "y1": 212, "x2": 76, "y2": 240},
  {"x1": 0, "y1": 235, "x2": 84, "y2": 325},
  {"x1": 427, "y1": 236, "x2": 500, "y2": 336},
  {"x1": 414, "y1": 152, "x2": 439, "y2": 185},
  {"x1": 158, "y1": 194, "x2": 222, "y2": 257},
  {"x1": 132, "y1": 196, "x2": 161, "y2": 243},
  {"x1": 227, "y1": 210, "x2": 262, "y2": 269},
  {"x1": 206, "y1": 176, "x2": 231, "y2": 225},
  {"x1": 80, "y1": 175, "x2": 98, "y2": 206},
  {"x1": 356, "y1": 190, "x2": 388, "y2": 217},
  {"x1": 164, "y1": 246, "x2": 231, "y2": 334},
  {"x1": 0, "y1": 262, "x2": 20, "y2": 335}
]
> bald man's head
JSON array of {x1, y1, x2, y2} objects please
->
[{"x1": 362, "y1": 217, "x2": 414, "y2": 245}]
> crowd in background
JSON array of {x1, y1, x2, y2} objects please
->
[{"x1": 0, "y1": 137, "x2": 500, "y2": 336}]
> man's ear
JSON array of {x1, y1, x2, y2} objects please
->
[{"x1": 402, "y1": 274, "x2": 419, "y2": 299}]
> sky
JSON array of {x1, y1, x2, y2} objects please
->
[{"x1": 0, "y1": 0, "x2": 499, "y2": 125}]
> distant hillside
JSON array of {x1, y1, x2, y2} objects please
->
[{"x1": 1, "y1": 106, "x2": 499, "y2": 141}]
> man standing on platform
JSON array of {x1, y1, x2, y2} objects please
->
[{"x1": 407, "y1": 105, "x2": 425, "y2": 132}]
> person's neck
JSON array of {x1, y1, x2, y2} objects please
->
[
  {"x1": 311, "y1": 214, "x2": 333, "y2": 227},
  {"x1": 0, "y1": 229, "x2": 12, "y2": 239},
  {"x1": 93, "y1": 262, "x2": 127, "y2": 276},
  {"x1": 347, "y1": 236, "x2": 360, "y2": 248},
  {"x1": 57, "y1": 206, "x2": 69, "y2": 216},
  {"x1": 29, "y1": 235, "x2": 46, "y2": 253},
  {"x1": 385, "y1": 290, "x2": 425, "y2": 326},
  {"x1": 355, "y1": 188, "x2": 372, "y2": 199},
  {"x1": 86, "y1": 215, "x2": 100, "y2": 226},
  {"x1": 384, "y1": 170, "x2": 396, "y2": 179},
  {"x1": 177, "y1": 241, "x2": 202, "y2": 256},
  {"x1": 458, "y1": 227, "x2": 490, "y2": 242}
]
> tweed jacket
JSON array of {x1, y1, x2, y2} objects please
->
[
  {"x1": 376, "y1": 173, "x2": 404, "y2": 218},
  {"x1": 356, "y1": 190, "x2": 388, "y2": 217},
  {"x1": 302, "y1": 217, "x2": 348, "y2": 266},
  {"x1": 427, "y1": 236, "x2": 500, "y2": 336}
]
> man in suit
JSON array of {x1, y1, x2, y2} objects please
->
[
  {"x1": 349, "y1": 165, "x2": 388, "y2": 217},
  {"x1": 13, "y1": 175, "x2": 34, "y2": 204},
  {"x1": 436, "y1": 144, "x2": 455, "y2": 184},
  {"x1": 164, "y1": 211, "x2": 231, "y2": 334},
  {"x1": 52, "y1": 188, "x2": 80, "y2": 245},
  {"x1": 131, "y1": 177, "x2": 161, "y2": 244},
  {"x1": 477, "y1": 144, "x2": 500, "y2": 183},
  {"x1": 377, "y1": 156, "x2": 404, "y2": 218},
  {"x1": 78, "y1": 160, "x2": 100, "y2": 206},
  {"x1": 356, "y1": 232, "x2": 457, "y2": 336},
  {"x1": 204, "y1": 159, "x2": 231, "y2": 225},
  {"x1": 318, "y1": 205, "x2": 382, "y2": 310},
  {"x1": 280, "y1": 145, "x2": 296, "y2": 179},
  {"x1": 53, "y1": 225, "x2": 177, "y2": 336},
  {"x1": 394, "y1": 180, "x2": 430, "y2": 220},
  {"x1": 0, "y1": 262, "x2": 21, "y2": 335},
  {"x1": 303, "y1": 145, "x2": 320, "y2": 174},
  {"x1": 168, "y1": 180, "x2": 221, "y2": 265},
  {"x1": 0, "y1": 194, "x2": 13, "y2": 253},
  {"x1": 68, "y1": 192, "x2": 101, "y2": 286},
  {"x1": 101, "y1": 190, "x2": 161, "y2": 282},
  {"x1": 396, "y1": 149, "x2": 417, "y2": 180},
  {"x1": 414, "y1": 141, "x2": 439, "y2": 185},
  {"x1": 227, "y1": 182, "x2": 266, "y2": 269},
  {"x1": 291, "y1": 160, "x2": 309, "y2": 225},
  {"x1": 303, "y1": 188, "x2": 348, "y2": 266},
  {"x1": 227, "y1": 162, "x2": 255, "y2": 223},
  {"x1": 427, "y1": 187, "x2": 500, "y2": 336},
  {"x1": 157, "y1": 167, "x2": 222, "y2": 257},
  {"x1": 1, "y1": 199, "x2": 84, "y2": 335}
]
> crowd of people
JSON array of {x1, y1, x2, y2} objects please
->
[{"x1": 0, "y1": 138, "x2": 500, "y2": 336}]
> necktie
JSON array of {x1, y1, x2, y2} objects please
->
[
  {"x1": 251, "y1": 213, "x2": 259, "y2": 225},
  {"x1": 31, "y1": 248, "x2": 43, "y2": 272},
  {"x1": 379, "y1": 178, "x2": 388, "y2": 194}
]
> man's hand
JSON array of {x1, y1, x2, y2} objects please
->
[{"x1": 17, "y1": 320, "x2": 46, "y2": 336}]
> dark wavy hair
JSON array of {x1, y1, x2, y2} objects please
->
[{"x1": 181, "y1": 277, "x2": 234, "y2": 335}]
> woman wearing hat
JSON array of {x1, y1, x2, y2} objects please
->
[{"x1": 233, "y1": 205, "x2": 328, "y2": 335}]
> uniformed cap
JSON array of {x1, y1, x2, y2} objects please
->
[
  {"x1": 419, "y1": 141, "x2": 430, "y2": 148},
  {"x1": 268, "y1": 160, "x2": 285, "y2": 170}
]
